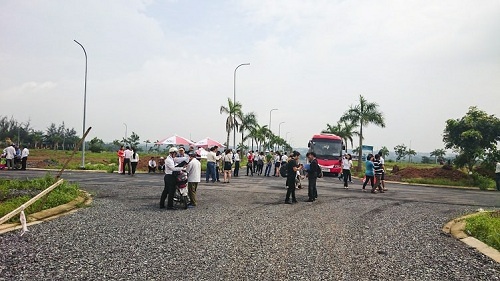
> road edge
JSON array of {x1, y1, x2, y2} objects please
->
[
  {"x1": 442, "y1": 211, "x2": 500, "y2": 263},
  {"x1": 0, "y1": 190, "x2": 93, "y2": 235}
]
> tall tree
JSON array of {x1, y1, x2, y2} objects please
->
[
  {"x1": 238, "y1": 111, "x2": 257, "y2": 149},
  {"x1": 407, "y1": 148, "x2": 417, "y2": 163},
  {"x1": 443, "y1": 106, "x2": 500, "y2": 171},
  {"x1": 430, "y1": 148, "x2": 446, "y2": 163},
  {"x1": 378, "y1": 146, "x2": 390, "y2": 158},
  {"x1": 322, "y1": 121, "x2": 358, "y2": 152},
  {"x1": 394, "y1": 144, "x2": 408, "y2": 162},
  {"x1": 340, "y1": 95, "x2": 386, "y2": 170},
  {"x1": 220, "y1": 98, "x2": 242, "y2": 148}
]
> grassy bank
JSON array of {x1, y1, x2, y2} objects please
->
[
  {"x1": 0, "y1": 174, "x2": 80, "y2": 222},
  {"x1": 465, "y1": 211, "x2": 500, "y2": 251}
]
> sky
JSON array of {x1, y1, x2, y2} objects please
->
[{"x1": 1, "y1": 0, "x2": 499, "y2": 152}]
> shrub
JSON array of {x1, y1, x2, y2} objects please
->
[
  {"x1": 471, "y1": 173, "x2": 495, "y2": 190},
  {"x1": 465, "y1": 212, "x2": 500, "y2": 251}
]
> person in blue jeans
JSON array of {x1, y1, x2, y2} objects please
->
[
  {"x1": 205, "y1": 146, "x2": 220, "y2": 183},
  {"x1": 362, "y1": 154, "x2": 375, "y2": 192}
]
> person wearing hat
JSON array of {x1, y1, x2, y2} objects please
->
[
  {"x1": 160, "y1": 147, "x2": 185, "y2": 209},
  {"x1": 186, "y1": 152, "x2": 201, "y2": 206},
  {"x1": 285, "y1": 151, "x2": 302, "y2": 204}
]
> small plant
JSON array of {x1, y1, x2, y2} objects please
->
[
  {"x1": 465, "y1": 212, "x2": 500, "y2": 251},
  {"x1": 106, "y1": 165, "x2": 116, "y2": 173}
]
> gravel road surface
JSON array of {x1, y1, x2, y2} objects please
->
[{"x1": 0, "y1": 170, "x2": 499, "y2": 280}]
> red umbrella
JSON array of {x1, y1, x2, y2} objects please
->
[
  {"x1": 194, "y1": 137, "x2": 225, "y2": 148},
  {"x1": 156, "y1": 135, "x2": 193, "y2": 146}
]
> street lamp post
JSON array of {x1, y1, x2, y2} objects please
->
[
  {"x1": 278, "y1": 122, "x2": 285, "y2": 151},
  {"x1": 74, "y1": 40, "x2": 87, "y2": 168},
  {"x1": 123, "y1": 123, "x2": 128, "y2": 142},
  {"x1": 233, "y1": 63, "x2": 250, "y2": 149},
  {"x1": 268, "y1": 108, "x2": 278, "y2": 150}
]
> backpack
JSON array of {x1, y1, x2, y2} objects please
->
[
  {"x1": 312, "y1": 159, "x2": 323, "y2": 178},
  {"x1": 280, "y1": 162, "x2": 288, "y2": 177}
]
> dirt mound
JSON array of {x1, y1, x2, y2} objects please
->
[{"x1": 386, "y1": 167, "x2": 468, "y2": 181}]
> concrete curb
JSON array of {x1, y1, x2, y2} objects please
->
[
  {"x1": 0, "y1": 190, "x2": 92, "y2": 235},
  {"x1": 442, "y1": 211, "x2": 500, "y2": 263}
]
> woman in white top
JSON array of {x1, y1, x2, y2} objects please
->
[
  {"x1": 130, "y1": 148, "x2": 140, "y2": 176},
  {"x1": 341, "y1": 154, "x2": 353, "y2": 189},
  {"x1": 223, "y1": 149, "x2": 233, "y2": 183}
]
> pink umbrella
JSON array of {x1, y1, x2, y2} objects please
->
[
  {"x1": 156, "y1": 135, "x2": 194, "y2": 146},
  {"x1": 194, "y1": 137, "x2": 225, "y2": 148}
]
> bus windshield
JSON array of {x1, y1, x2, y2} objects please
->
[{"x1": 311, "y1": 140, "x2": 342, "y2": 160}]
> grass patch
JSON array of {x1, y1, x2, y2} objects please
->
[
  {"x1": 0, "y1": 174, "x2": 80, "y2": 223},
  {"x1": 465, "y1": 211, "x2": 500, "y2": 251},
  {"x1": 404, "y1": 178, "x2": 474, "y2": 187}
]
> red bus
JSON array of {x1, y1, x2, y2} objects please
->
[{"x1": 308, "y1": 133, "x2": 344, "y2": 176}]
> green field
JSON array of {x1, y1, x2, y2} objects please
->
[{"x1": 0, "y1": 174, "x2": 81, "y2": 222}]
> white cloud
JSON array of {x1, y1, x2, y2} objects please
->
[{"x1": 0, "y1": 0, "x2": 499, "y2": 151}]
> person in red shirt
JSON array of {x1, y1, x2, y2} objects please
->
[
  {"x1": 117, "y1": 145, "x2": 125, "y2": 174},
  {"x1": 246, "y1": 151, "x2": 254, "y2": 176}
]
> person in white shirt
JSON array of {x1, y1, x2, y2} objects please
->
[
  {"x1": 160, "y1": 147, "x2": 185, "y2": 209},
  {"x1": 175, "y1": 147, "x2": 189, "y2": 165},
  {"x1": 21, "y1": 145, "x2": 29, "y2": 170},
  {"x1": 495, "y1": 161, "x2": 500, "y2": 191},
  {"x1": 130, "y1": 148, "x2": 139, "y2": 176},
  {"x1": 233, "y1": 150, "x2": 241, "y2": 177},
  {"x1": 3, "y1": 145, "x2": 16, "y2": 170},
  {"x1": 122, "y1": 146, "x2": 133, "y2": 175},
  {"x1": 222, "y1": 149, "x2": 233, "y2": 183},
  {"x1": 186, "y1": 152, "x2": 201, "y2": 206},
  {"x1": 205, "y1": 146, "x2": 220, "y2": 183},
  {"x1": 281, "y1": 154, "x2": 288, "y2": 164},
  {"x1": 148, "y1": 157, "x2": 157, "y2": 173},
  {"x1": 378, "y1": 150, "x2": 386, "y2": 190},
  {"x1": 341, "y1": 154, "x2": 353, "y2": 189}
]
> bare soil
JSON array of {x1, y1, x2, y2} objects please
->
[{"x1": 386, "y1": 166, "x2": 469, "y2": 182}]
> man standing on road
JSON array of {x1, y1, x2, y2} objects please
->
[
  {"x1": 264, "y1": 151, "x2": 273, "y2": 177},
  {"x1": 233, "y1": 150, "x2": 241, "y2": 177},
  {"x1": 206, "y1": 146, "x2": 219, "y2": 183},
  {"x1": 496, "y1": 161, "x2": 500, "y2": 191},
  {"x1": 378, "y1": 150, "x2": 387, "y2": 191},
  {"x1": 3, "y1": 145, "x2": 16, "y2": 170},
  {"x1": 186, "y1": 152, "x2": 201, "y2": 206},
  {"x1": 246, "y1": 151, "x2": 254, "y2": 176},
  {"x1": 21, "y1": 145, "x2": 29, "y2": 170},
  {"x1": 285, "y1": 151, "x2": 302, "y2": 204},
  {"x1": 306, "y1": 152, "x2": 320, "y2": 202},
  {"x1": 160, "y1": 147, "x2": 185, "y2": 209},
  {"x1": 122, "y1": 146, "x2": 132, "y2": 175}
]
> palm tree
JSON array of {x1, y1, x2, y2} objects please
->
[
  {"x1": 430, "y1": 148, "x2": 446, "y2": 164},
  {"x1": 340, "y1": 95, "x2": 386, "y2": 170},
  {"x1": 238, "y1": 111, "x2": 258, "y2": 149},
  {"x1": 322, "y1": 121, "x2": 358, "y2": 152},
  {"x1": 220, "y1": 98, "x2": 242, "y2": 148},
  {"x1": 248, "y1": 124, "x2": 269, "y2": 152}
]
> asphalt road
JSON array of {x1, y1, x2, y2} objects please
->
[{"x1": 0, "y1": 170, "x2": 499, "y2": 280}]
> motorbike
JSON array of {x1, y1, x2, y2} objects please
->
[{"x1": 173, "y1": 170, "x2": 190, "y2": 209}]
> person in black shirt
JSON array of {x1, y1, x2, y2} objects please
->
[
  {"x1": 372, "y1": 154, "x2": 385, "y2": 193},
  {"x1": 306, "y1": 152, "x2": 320, "y2": 202},
  {"x1": 285, "y1": 151, "x2": 302, "y2": 204}
]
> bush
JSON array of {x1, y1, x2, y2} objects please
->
[
  {"x1": 106, "y1": 165, "x2": 116, "y2": 173},
  {"x1": 471, "y1": 173, "x2": 495, "y2": 190},
  {"x1": 465, "y1": 212, "x2": 500, "y2": 251},
  {"x1": 0, "y1": 175, "x2": 80, "y2": 222}
]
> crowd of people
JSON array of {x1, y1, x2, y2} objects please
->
[{"x1": 1, "y1": 144, "x2": 29, "y2": 170}]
